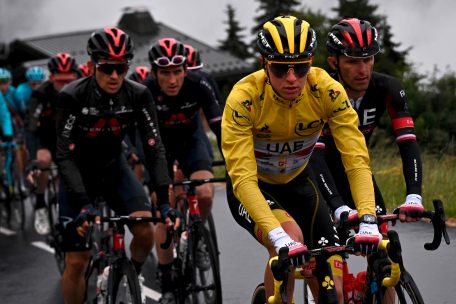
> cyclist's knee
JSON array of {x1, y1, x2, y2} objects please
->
[
  {"x1": 65, "y1": 251, "x2": 91, "y2": 275},
  {"x1": 36, "y1": 149, "x2": 52, "y2": 165}
]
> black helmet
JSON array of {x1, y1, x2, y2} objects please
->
[
  {"x1": 327, "y1": 18, "x2": 380, "y2": 58},
  {"x1": 128, "y1": 66, "x2": 150, "y2": 83},
  {"x1": 148, "y1": 38, "x2": 187, "y2": 69},
  {"x1": 48, "y1": 52, "x2": 79, "y2": 75},
  {"x1": 87, "y1": 27, "x2": 134, "y2": 62},
  {"x1": 257, "y1": 15, "x2": 317, "y2": 61},
  {"x1": 184, "y1": 44, "x2": 203, "y2": 70}
]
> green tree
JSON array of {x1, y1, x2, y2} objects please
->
[
  {"x1": 295, "y1": 6, "x2": 333, "y2": 70},
  {"x1": 218, "y1": 4, "x2": 251, "y2": 59},
  {"x1": 251, "y1": 0, "x2": 301, "y2": 48}
]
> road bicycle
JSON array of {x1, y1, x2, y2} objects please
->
[
  {"x1": 169, "y1": 176, "x2": 226, "y2": 304},
  {"x1": 0, "y1": 141, "x2": 26, "y2": 231},
  {"x1": 84, "y1": 212, "x2": 170, "y2": 304},
  {"x1": 26, "y1": 161, "x2": 64, "y2": 272},
  {"x1": 251, "y1": 199, "x2": 450, "y2": 304}
]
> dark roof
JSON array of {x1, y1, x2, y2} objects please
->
[{"x1": 14, "y1": 8, "x2": 254, "y2": 81}]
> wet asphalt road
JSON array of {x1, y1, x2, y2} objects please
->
[{"x1": 1, "y1": 187, "x2": 455, "y2": 303}]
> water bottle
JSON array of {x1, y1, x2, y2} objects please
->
[
  {"x1": 179, "y1": 230, "x2": 188, "y2": 258},
  {"x1": 96, "y1": 266, "x2": 110, "y2": 303}
]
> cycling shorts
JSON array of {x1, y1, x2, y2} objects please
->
[
  {"x1": 226, "y1": 166, "x2": 339, "y2": 250},
  {"x1": 59, "y1": 155, "x2": 152, "y2": 252},
  {"x1": 164, "y1": 120, "x2": 214, "y2": 179}
]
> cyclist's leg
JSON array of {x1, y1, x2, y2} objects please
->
[
  {"x1": 103, "y1": 156, "x2": 154, "y2": 275},
  {"x1": 34, "y1": 148, "x2": 52, "y2": 234},
  {"x1": 179, "y1": 126, "x2": 214, "y2": 222},
  {"x1": 59, "y1": 181, "x2": 92, "y2": 303},
  {"x1": 227, "y1": 176, "x2": 301, "y2": 302},
  {"x1": 61, "y1": 251, "x2": 91, "y2": 304},
  {"x1": 279, "y1": 168, "x2": 343, "y2": 304}
]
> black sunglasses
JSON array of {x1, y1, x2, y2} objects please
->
[
  {"x1": 96, "y1": 63, "x2": 129, "y2": 75},
  {"x1": 268, "y1": 61, "x2": 311, "y2": 78}
]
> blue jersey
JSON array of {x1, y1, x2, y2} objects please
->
[
  {"x1": 2, "y1": 85, "x2": 22, "y2": 115},
  {"x1": 14, "y1": 82, "x2": 33, "y2": 115},
  {"x1": 0, "y1": 93, "x2": 13, "y2": 137}
]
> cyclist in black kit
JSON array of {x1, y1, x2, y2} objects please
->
[
  {"x1": 310, "y1": 18, "x2": 424, "y2": 227},
  {"x1": 144, "y1": 37, "x2": 222, "y2": 304},
  {"x1": 55, "y1": 27, "x2": 172, "y2": 304},
  {"x1": 27, "y1": 52, "x2": 80, "y2": 235}
]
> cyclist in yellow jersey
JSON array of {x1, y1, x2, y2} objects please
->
[{"x1": 222, "y1": 15, "x2": 381, "y2": 303}]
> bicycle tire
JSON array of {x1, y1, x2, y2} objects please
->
[
  {"x1": 106, "y1": 257, "x2": 142, "y2": 304},
  {"x1": 206, "y1": 212, "x2": 220, "y2": 268},
  {"x1": 364, "y1": 270, "x2": 424, "y2": 304},
  {"x1": 251, "y1": 283, "x2": 266, "y2": 304},
  {"x1": 190, "y1": 224, "x2": 222, "y2": 304}
]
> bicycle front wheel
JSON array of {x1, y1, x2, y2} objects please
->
[
  {"x1": 368, "y1": 270, "x2": 425, "y2": 304},
  {"x1": 106, "y1": 258, "x2": 142, "y2": 304},
  {"x1": 190, "y1": 224, "x2": 222, "y2": 304}
]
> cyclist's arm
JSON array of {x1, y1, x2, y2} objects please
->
[
  {"x1": 386, "y1": 77, "x2": 422, "y2": 196},
  {"x1": 0, "y1": 93, "x2": 14, "y2": 138},
  {"x1": 198, "y1": 76, "x2": 223, "y2": 153},
  {"x1": 55, "y1": 91, "x2": 91, "y2": 210},
  {"x1": 134, "y1": 87, "x2": 171, "y2": 206},
  {"x1": 222, "y1": 90, "x2": 281, "y2": 233},
  {"x1": 326, "y1": 82, "x2": 376, "y2": 217},
  {"x1": 310, "y1": 132, "x2": 345, "y2": 212}
]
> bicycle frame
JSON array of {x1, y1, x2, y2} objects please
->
[
  {"x1": 170, "y1": 177, "x2": 225, "y2": 304},
  {"x1": 259, "y1": 199, "x2": 450, "y2": 304}
]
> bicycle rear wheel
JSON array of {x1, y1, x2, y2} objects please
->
[
  {"x1": 106, "y1": 257, "x2": 142, "y2": 304},
  {"x1": 190, "y1": 224, "x2": 222, "y2": 304},
  {"x1": 251, "y1": 283, "x2": 266, "y2": 304}
]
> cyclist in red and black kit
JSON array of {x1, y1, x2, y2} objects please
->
[
  {"x1": 55, "y1": 27, "x2": 173, "y2": 304},
  {"x1": 144, "y1": 37, "x2": 222, "y2": 304},
  {"x1": 310, "y1": 18, "x2": 424, "y2": 226},
  {"x1": 27, "y1": 52, "x2": 80, "y2": 235}
]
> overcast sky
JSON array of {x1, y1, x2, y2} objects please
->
[{"x1": 0, "y1": 0, "x2": 454, "y2": 75}]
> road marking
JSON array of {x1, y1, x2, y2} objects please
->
[
  {"x1": 31, "y1": 241, "x2": 55, "y2": 254},
  {"x1": 143, "y1": 285, "x2": 161, "y2": 301},
  {"x1": 0, "y1": 226, "x2": 16, "y2": 236},
  {"x1": 30, "y1": 240, "x2": 162, "y2": 301}
]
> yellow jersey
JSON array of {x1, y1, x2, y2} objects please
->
[{"x1": 222, "y1": 67, "x2": 375, "y2": 233}]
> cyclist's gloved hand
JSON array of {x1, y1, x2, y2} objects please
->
[
  {"x1": 348, "y1": 222, "x2": 382, "y2": 255},
  {"x1": 160, "y1": 203, "x2": 181, "y2": 229},
  {"x1": 397, "y1": 194, "x2": 424, "y2": 222},
  {"x1": 334, "y1": 205, "x2": 358, "y2": 224},
  {"x1": 268, "y1": 227, "x2": 308, "y2": 267},
  {"x1": 74, "y1": 205, "x2": 100, "y2": 227}
]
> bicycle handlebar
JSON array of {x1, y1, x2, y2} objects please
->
[
  {"x1": 339, "y1": 199, "x2": 450, "y2": 251},
  {"x1": 85, "y1": 214, "x2": 173, "y2": 249},
  {"x1": 172, "y1": 177, "x2": 226, "y2": 188}
]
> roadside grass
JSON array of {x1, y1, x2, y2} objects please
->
[
  {"x1": 370, "y1": 148, "x2": 456, "y2": 218},
  {"x1": 210, "y1": 135, "x2": 455, "y2": 218}
]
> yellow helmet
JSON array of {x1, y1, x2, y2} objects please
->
[{"x1": 257, "y1": 15, "x2": 317, "y2": 61}]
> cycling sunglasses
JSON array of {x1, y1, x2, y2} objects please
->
[
  {"x1": 154, "y1": 55, "x2": 186, "y2": 68},
  {"x1": 267, "y1": 60, "x2": 312, "y2": 78},
  {"x1": 96, "y1": 63, "x2": 129, "y2": 75}
]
